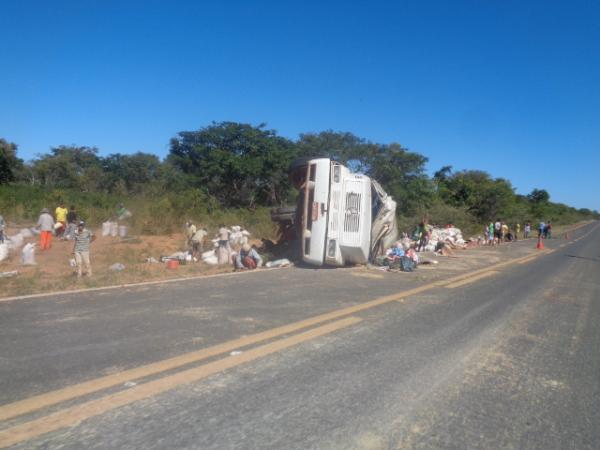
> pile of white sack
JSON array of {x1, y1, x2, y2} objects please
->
[
  {"x1": 227, "y1": 226, "x2": 250, "y2": 248},
  {"x1": 0, "y1": 228, "x2": 39, "y2": 262},
  {"x1": 101, "y1": 221, "x2": 128, "y2": 238},
  {"x1": 203, "y1": 225, "x2": 251, "y2": 265},
  {"x1": 422, "y1": 226, "x2": 466, "y2": 252}
]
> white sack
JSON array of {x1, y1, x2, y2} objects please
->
[
  {"x1": 109, "y1": 222, "x2": 118, "y2": 237},
  {"x1": 102, "y1": 222, "x2": 111, "y2": 237},
  {"x1": 203, "y1": 255, "x2": 219, "y2": 265},
  {"x1": 7, "y1": 234, "x2": 24, "y2": 250},
  {"x1": 21, "y1": 243, "x2": 36, "y2": 265},
  {"x1": 0, "y1": 243, "x2": 8, "y2": 262},
  {"x1": 19, "y1": 228, "x2": 34, "y2": 239}
]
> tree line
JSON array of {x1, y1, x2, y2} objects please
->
[{"x1": 1, "y1": 122, "x2": 598, "y2": 230}]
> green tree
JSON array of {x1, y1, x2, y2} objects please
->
[
  {"x1": 0, "y1": 139, "x2": 23, "y2": 184},
  {"x1": 527, "y1": 188, "x2": 550, "y2": 220},
  {"x1": 168, "y1": 122, "x2": 297, "y2": 208},
  {"x1": 31, "y1": 146, "x2": 103, "y2": 191},
  {"x1": 101, "y1": 152, "x2": 162, "y2": 194},
  {"x1": 437, "y1": 170, "x2": 516, "y2": 222},
  {"x1": 527, "y1": 188, "x2": 550, "y2": 204},
  {"x1": 297, "y1": 131, "x2": 375, "y2": 172},
  {"x1": 368, "y1": 143, "x2": 434, "y2": 216}
]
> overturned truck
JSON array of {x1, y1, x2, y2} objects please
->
[{"x1": 272, "y1": 157, "x2": 398, "y2": 267}]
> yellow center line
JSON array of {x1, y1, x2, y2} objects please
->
[
  {"x1": 0, "y1": 251, "x2": 546, "y2": 423},
  {"x1": 518, "y1": 255, "x2": 539, "y2": 264},
  {"x1": 0, "y1": 285, "x2": 430, "y2": 422},
  {"x1": 0, "y1": 316, "x2": 362, "y2": 449},
  {"x1": 1, "y1": 227, "x2": 593, "y2": 434},
  {"x1": 445, "y1": 271, "x2": 498, "y2": 289},
  {"x1": 438, "y1": 253, "x2": 534, "y2": 285}
]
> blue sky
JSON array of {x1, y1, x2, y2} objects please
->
[{"x1": 1, "y1": 0, "x2": 599, "y2": 210}]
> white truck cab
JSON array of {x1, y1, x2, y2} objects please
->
[{"x1": 290, "y1": 157, "x2": 397, "y2": 267}]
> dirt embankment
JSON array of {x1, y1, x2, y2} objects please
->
[{"x1": 0, "y1": 227, "x2": 238, "y2": 298}]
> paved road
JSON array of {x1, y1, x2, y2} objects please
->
[{"x1": 0, "y1": 222, "x2": 598, "y2": 449}]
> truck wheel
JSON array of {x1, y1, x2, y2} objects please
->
[{"x1": 271, "y1": 206, "x2": 297, "y2": 222}]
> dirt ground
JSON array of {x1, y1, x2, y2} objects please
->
[
  {"x1": 0, "y1": 221, "x2": 586, "y2": 299},
  {"x1": 0, "y1": 226, "x2": 244, "y2": 298}
]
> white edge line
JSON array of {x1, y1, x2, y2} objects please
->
[{"x1": 0, "y1": 267, "x2": 286, "y2": 303}]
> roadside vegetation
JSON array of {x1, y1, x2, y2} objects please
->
[{"x1": 1, "y1": 123, "x2": 598, "y2": 236}]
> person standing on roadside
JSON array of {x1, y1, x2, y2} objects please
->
[
  {"x1": 488, "y1": 222, "x2": 495, "y2": 245},
  {"x1": 185, "y1": 221, "x2": 196, "y2": 251},
  {"x1": 494, "y1": 219, "x2": 502, "y2": 244},
  {"x1": 546, "y1": 221, "x2": 552, "y2": 239},
  {"x1": 55, "y1": 202, "x2": 68, "y2": 239},
  {"x1": 501, "y1": 222, "x2": 509, "y2": 242},
  {"x1": 191, "y1": 226, "x2": 207, "y2": 258},
  {"x1": 65, "y1": 206, "x2": 78, "y2": 240},
  {"x1": 37, "y1": 208, "x2": 55, "y2": 250},
  {"x1": 72, "y1": 220, "x2": 95, "y2": 277},
  {"x1": 217, "y1": 224, "x2": 231, "y2": 264},
  {"x1": 524, "y1": 222, "x2": 531, "y2": 239},
  {"x1": 515, "y1": 223, "x2": 520, "y2": 241},
  {"x1": 416, "y1": 221, "x2": 429, "y2": 252},
  {"x1": 538, "y1": 221, "x2": 546, "y2": 239},
  {"x1": 0, "y1": 214, "x2": 5, "y2": 243}
]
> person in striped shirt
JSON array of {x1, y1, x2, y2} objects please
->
[{"x1": 72, "y1": 221, "x2": 96, "y2": 277}]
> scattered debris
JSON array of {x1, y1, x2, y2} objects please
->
[
  {"x1": 7, "y1": 234, "x2": 24, "y2": 250},
  {"x1": 109, "y1": 263, "x2": 125, "y2": 271},
  {"x1": 0, "y1": 270, "x2": 18, "y2": 278},
  {"x1": 166, "y1": 259, "x2": 179, "y2": 270},
  {"x1": 420, "y1": 259, "x2": 439, "y2": 265},
  {"x1": 161, "y1": 251, "x2": 191, "y2": 264},
  {"x1": 265, "y1": 258, "x2": 292, "y2": 268},
  {"x1": 145, "y1": 257, "x2": 159, "y2": 263},
  {"x1": 123, "y1": 381, "x2": 137, "y2": 388},
  {"x1": 230, "y1": 350, "x2": 243, "y2": 356},
  {"x1": 19, "y1": 228, "x2": 35, "y2": 239}
]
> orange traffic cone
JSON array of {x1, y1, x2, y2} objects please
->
[{"x1": 536, "y1": 236, "x2": 544, "y2": 249}]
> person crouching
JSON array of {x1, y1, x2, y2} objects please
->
[{"x1": 235, "y1": 243, "x2": 262, "y2": 270}]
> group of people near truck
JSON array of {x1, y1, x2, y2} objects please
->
[
  {"x1": 483, "y1": 220, "x2": 552, "y2": 245},
  {"x1": 185, "y1": 221, "x2": 263, "y2": 270}
]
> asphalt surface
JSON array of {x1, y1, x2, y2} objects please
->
[{"x1": 0, "y1": 222, "x2": 598, "y2": 449}]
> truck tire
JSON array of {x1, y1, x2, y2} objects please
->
[{"x1": 271, "y1": 206, "x2": 297, "y2": 223}]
